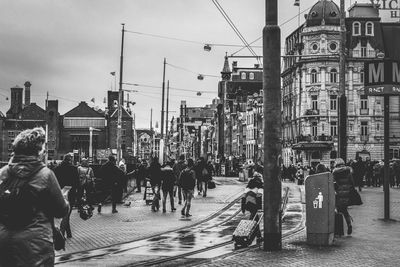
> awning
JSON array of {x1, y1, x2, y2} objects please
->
[{"x1": 292, "y1": 142, "x2": 333, "y2": 151}]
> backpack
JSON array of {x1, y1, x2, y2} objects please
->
[
  {"x1": 179, "y1": 168, "x2": 195, "y2": 189},
  {"x1": 0, "y1": 174, "x2": 37, "y2": 229},
  {"x1": 79, "y1": 167, "x2": 91, "y2": 186}
]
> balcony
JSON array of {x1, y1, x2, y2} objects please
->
[
  {"x1": 360, "y1": 108, "x2": 369, "y2": 115},
  {"x1": 304, "y1": 109, "x2": 320, "y2": 116},
  {"x1": 360, "y1": 135, "x2": 369, "y2": 142},
  {"x1": 296, "y1": 134, "x2": 333, "y2": 143}
]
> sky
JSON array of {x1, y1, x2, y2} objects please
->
[{"x1": 0, "y1": 0, "x2": 393, "y2": 129}]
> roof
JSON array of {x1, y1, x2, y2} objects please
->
[
  {"x1": 381, "y1": 23, "x2": 400, "y2": 60},
  {"x1": 20, "y1": 103, "x2": 46, "y2": 120},
  {"x1": 306, "y1": 0, "x2": 340, "y2": 27},
  {"x1": 63, "y1": 101, "x2": 104, "y2": 118},
  {"x1": 137, "y1": 129, "x2": 154, "y2": 136}
]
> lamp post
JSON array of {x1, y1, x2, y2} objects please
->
[{"x1": 89, "y1": 127, "x2": 101, "y2": 163}]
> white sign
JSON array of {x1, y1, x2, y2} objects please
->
[
  {"x1": 313, "y1": 192, "x2": 324, "y2": 209},
  {"x1": 184, "y1": 122, "x2": 202, "y2": 127}
]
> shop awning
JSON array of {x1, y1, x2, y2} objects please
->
[{"x1": 292, "y1": 142, "x2": 333, "y2": 151}]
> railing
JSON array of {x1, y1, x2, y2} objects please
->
[
  {"x1": 304, "y1": 109, "x2": 320, "y2": 116},
  {"x1": 296, "y1": 135, "x2": 334, "y2": 142},
  {"x1": 351, "y1": 50, "x2": 375, "y2": 58},
  {"x1": 360, "y1": 108, "x2": 369, "y2": 115},
  {"x1": 360, "y1": 135, "x2": 369, "y2": 142}
]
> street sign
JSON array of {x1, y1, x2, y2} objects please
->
[
  {"x1": 183, "y1": 122, "x2": 202, "y2": 127},
  {"x1": 364, "y1": 60, "x2": 400, "y2": 95}
]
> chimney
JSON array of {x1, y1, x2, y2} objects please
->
[
  {"x1": 24, "y1": 81, "x2": 31, "y2": 106},
  {"x1": 10, "y1": 85, "x2": 23, "y2": 117}
]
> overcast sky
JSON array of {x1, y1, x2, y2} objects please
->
[{"x1": 0, "y1": 0, "x2": 392, "y2": 129}]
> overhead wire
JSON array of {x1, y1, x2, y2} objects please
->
[
  {"x1": 166, "y1": 62, "x2": 220, "y2": 78},
  {"x1": 123, "y1": 82, "x2": 216, "y2": 93},
  {"x1": 211, "y1": 0, "x2": 259, "y2": 61},
  {"x1": 230, "y1": 4, "x2": 314, "y2": 56}
]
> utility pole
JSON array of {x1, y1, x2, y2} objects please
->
[
  {"x1": 117, "y1": 23, "x2": 125, "y2": 163},
  {"x1": 263, "y1": 0, "x2": 282, "y2": 251},
  {"x1": 338, "y1": 0, "x2": 347, "y2": 162},
  {"x1": 165, "y1": 80, "x2": 170, "y2": 151},
  {"x1": 161, "y1": 58, "x2": 166, "y2": 140}
]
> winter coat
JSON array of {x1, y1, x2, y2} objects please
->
[
  {"x1": 0, "y1": 155, "x2": 69, "y2": 267},
  {"x1": 54, "y1": 160, "x2": 79, "y2": 205},
  {"x1": 194, "y1": 161, "x2": 208, "y2": 182},
  {"x1": 100, "y1": 161, "x2": 125, "y2": 201},
  {"x1": 179, "y1": 167, "x2": 196, "y2": 190},
  {"x1": 333, "y1": 165, "x2": 355, "y2": 208},
  {"x1": 161, "y1": 166, "x2": 176, "y2": 191},
  {"x1": 148, "y1": 162, "x2": 162, "y2": 187}
]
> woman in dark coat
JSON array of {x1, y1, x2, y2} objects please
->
[
  {"x1": 332, "y1": 158, "x2": 355, "y2": 235},
  {"x1": 0, "y1": 127, "x2": 69, "y2": 266}
]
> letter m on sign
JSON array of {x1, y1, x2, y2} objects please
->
[{"x1": 369, "y1": 62, "x2": 384, "y2": 84}]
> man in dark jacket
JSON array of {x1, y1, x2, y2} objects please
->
[
  {"x1": 99, "y1": 155, "x2": 125, "y2": 213},
  {"x1": 179, "y1": 158, "x2": 196, "y2": 217},
  {"x1": 173, "y1": 155, "x2": 186, "y2": 204},
  {"x1": 333, "y1": 158, "x2": 355, "y2": 235},
  {"x1": 54, "y1": 153, "x2": 79, "y2": 238},
  {"x1": 352, "y1": 157, "x2": 365, "y2": 191},
  {"x1": 136, "y1": 159, "x2": 147, "y2": 193},
  {"x1": 161, "y1": 162, "x2": 176, "y2": 213}
]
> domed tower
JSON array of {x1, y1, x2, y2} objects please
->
[{"x1": 305, "y1": 0, "x2": 340, "y2": 27}]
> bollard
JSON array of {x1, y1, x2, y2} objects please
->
[{"x1": 305, "y1": 172, "x2": 335, "y2": 246}]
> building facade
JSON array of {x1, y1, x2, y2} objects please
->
[{"x1": 281, "y1": 0, "x2": 400, "y2": 168}]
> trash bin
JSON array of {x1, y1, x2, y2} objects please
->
[
  {"x1": 305, "y1": 172, "x2": 335, "y2": 246},
  {"x1": 243, "y1": 169, "x2": 249, "y2": 181},
  {"x1": 239, "y1": 170, "x2": 245, "y2": 181}
]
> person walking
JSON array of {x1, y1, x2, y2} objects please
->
[
  {"x1": 179, "y1": 158, "x2": 196, "y2": 217},
  {"x1": 148, "y1": 157, "x2": 162, "y2": 212},
  {"x1": 161, "y1": 162, "x2": 176, "y2": 213},
  {"x1": 77, "y1": 158, "x2": 95, "y2": 206},
  {"x1": 136, "y1": 159, "x2": 148, "y2": 193},
  {"x1": 98, "y1": 155, "x2": 125, "y2": 213},
  {"x1": 54, "y1": 153, "x2": 79, "y2": 239},
  {"x1": 0, "y1": 127, "x2": 69, "y2": 266},
  {"x1": 333, "y1": 158, "x2": 355, "y2": 235},
  {"x1": 173, "y1": 155, "x2": 186, "y2": 205},
  {"x1": 195, "y1": 157, "x2": 209, "y2": 197},
  {"x1": 352, "y1": 157, "x2": 365, "y2": 191}
]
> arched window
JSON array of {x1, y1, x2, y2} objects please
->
[
  {"x1": 360, "y1": 68, "x2": 364, "y2": 83},
  {"x1": 353, "y1": 21, "x2": 361, "y2": 36},
  {"x1": 366, "y1": 22, "x2": 374, "y2": 36},
  {"x1": 311, "y1": 69, "x2": 318, "y2": 83},
  {"x1": 241, "y1": 72, "x2": 247, "y2": 80},
  {"x1": 330, "y1": 68, "x2": 338, "y2": 83}
]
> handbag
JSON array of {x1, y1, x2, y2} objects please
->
[
  {"x1": 208, "y1": 180, "x2": 216, "y2": 189},
  {"x1": 51, "y1": 220, "x2": 66, "y2": 251},
  {"x1": 349, "y1": 186, "x2": 363, "y2": 206}
]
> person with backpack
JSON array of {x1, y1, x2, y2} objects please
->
[
  {"x1": 0, "y1": 127, "x2": 69, "y2": 266},
  {"x1": 179, "y1": 158, "x2": 196, "y2": 217},
  {"x1": 54, "y1": 153, "x2": 80, "y2": 238},
  {"x1": 194, "y1": 157, "x2": 209, "y2": 197},
  {"x1": 77, "y1": 158, "x2": 95, "y2": 206},
  {"x1": 148, "y1": 156, "x2": 162, "y2": 212}
]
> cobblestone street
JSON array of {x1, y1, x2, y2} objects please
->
[{"x1": 198, "y1": 186, "x2": 400, "y2": 267}]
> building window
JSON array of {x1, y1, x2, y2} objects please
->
[
  {"x1": 366, "y1": 22, "x2": 374, "y2": 36},
  {"x1": 330, "y1": 68, "x2": 338, "y2": 83},
  {"x1": 361, "y1": 46, "x2": 367, "y2": 57},
  {"x1": 330, "y1": 95, "x2": 337, "y2": 110},
  {"x1": 8, "y1": 131, "x2": 14, "y2": 138},
  {"x1": 311, "y1": 95, "x2": 318, "y2": 110},
  {"x1": 241, "y1": 72, "x2": 247, "y2": 80},
  {"x1": 249, "y1": 72, "x2": 255, "y2": 80},
  {"x1": 311, "y1": 69, "x2": 318, "y2": 83},
  {"x1": 377, "y1": 122, "x2": 380, "y2": 132},
  {"x1": 360, "y1": 69, "x2": 364, "y2": 83},
  {"x1": 361, "y1": 121, "x2": 368, "y2": 139},
  {"x1": 329, "y1": 42, "x2": 337, "y2": 52},
  {"x1": 330, "y1": 121, "x2": 337, "y2": 136},
  {"x1": 360, "y1": 95, "x2": 368, "y2": 110},
  {"x1": 311, "y1": 122, "x2": 318, "y2": 137},
  {"x1": 122, "y1": 129, "x2": 126, "y2": 136},
  {"x1": 353, "y1": 21, "x2": 361, "y2": 36}
]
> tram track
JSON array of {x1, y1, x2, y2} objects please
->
[{"x1": 56, "y1": 185, "x2": 304, "y2": 267}]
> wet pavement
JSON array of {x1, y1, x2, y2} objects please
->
[{"x1": 56, "y1": 182, "x2": 304, "y2": 266}]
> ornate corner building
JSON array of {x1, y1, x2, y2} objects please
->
[{"x1": 282, "y1": 0, "x2": 400, "y2": 168}]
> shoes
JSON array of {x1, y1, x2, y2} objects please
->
[
  {"x1": 171, "y1": 208, "x2": 176, "y2": 212},
  {"x1": 203, "y1": 194, "x2": 207, "y2": 197},
  {"x1": 162, "y1": 209, "x2": 166, "y2": 213},
  {"x1": 347, "y1": 225, "x2": 352, "y2": 235},
  {"x1": 136, "y1": 190, "x2": 141, "y2": 193},
  {"x1": 97, "y1": 204, "x2": 102, "y2": 213},
  {"x1": 66, "y1": 234, "x2": 72, "y2": 238},
  {"x1": 178, "y1": 201, "x2": 182, "y2": 205},
  {"x1": 186, "y1": 214, "x2": 192, "y2": 217},
  {"x1": 181, "y1": 209, "x2": 185, "y2": 216},
  {"x1": 112, "y1": 209, "x2": 118, "y2": 213}
]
